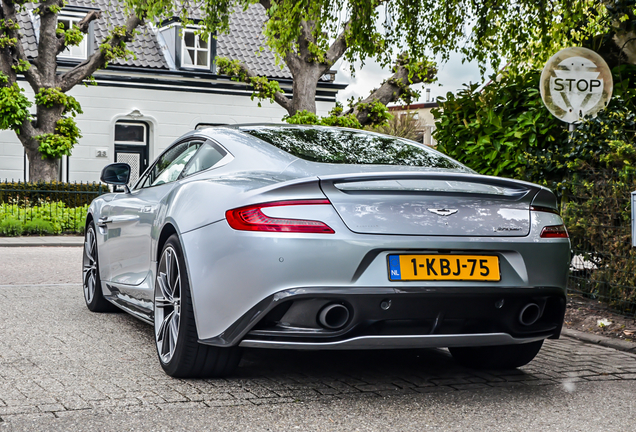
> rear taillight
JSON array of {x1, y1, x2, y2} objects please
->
[
  {"x1": 226, "y1": 200, "x2": 335, "y2": 233},
  {"x1": 540, "y1": 224, "x2": 569, "y2": 238},
  {"x1": 531, "y1": 205, "x2": 560, "y2": 215}
]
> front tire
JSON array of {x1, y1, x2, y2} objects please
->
[
  {"x1": 449, "y1": 340, "x2": 544, "y2": 369},
  {"x1": 83, "y1": 221, "x2": 118, "y2": 312},
  {"x1": 154, "y1": 234, "x2": 242, "y2": 378}
]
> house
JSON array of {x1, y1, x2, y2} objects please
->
[
  {"x1": 0, "y1": 1, "x2": 345, "y2": 184},
  {"x1": 388, "y1": 98, "x2": 439, "y2": 146}
]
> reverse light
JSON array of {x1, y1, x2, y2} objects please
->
[
  {"x1": 540, "y1": 224, "x2": 569, "y2": 238},
  {"x1": 226, "y1": 200, "x2": 335, "y2": 233}
]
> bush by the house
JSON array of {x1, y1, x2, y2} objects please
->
[
  {"x1": 0, "y1": 217, "x2": 24, "y2": 236},
  {"x1": 0, "y1": 181, "x2": 106, "y2": 207},
  {"x1": 0, "y1": 202, "x2": 88, "y2": 236}
]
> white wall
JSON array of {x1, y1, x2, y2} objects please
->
[{"x1": 0, "y1": 83, "x2": 335, "y2": 182}]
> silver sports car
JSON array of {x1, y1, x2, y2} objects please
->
[{"x1": 83, "y1": 125, "x2": 570, "y2": 378}]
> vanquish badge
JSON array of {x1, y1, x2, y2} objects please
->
[
  {"x1": 540, "y1": 47, "x2": 612, "y2": 124},
  {"x1": 428, "y1": 208, "x2": 458, "y2": 216}
]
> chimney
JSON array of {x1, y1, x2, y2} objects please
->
[{"x1": 426, "y1": 88, "x2": 431, "y2": 103}]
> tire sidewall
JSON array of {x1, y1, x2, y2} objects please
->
[
  {"x1": 83, "y1": 222, "x2": 102, "y2": 309},
  {"x1": 155, "y1": 234, "x2": 196, "y2": 375}
]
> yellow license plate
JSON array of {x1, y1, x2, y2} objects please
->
[{"x1": 388, "y1": 254, "x2": 500, "y2": 281}]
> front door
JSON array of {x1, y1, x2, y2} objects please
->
[{"x1": 114, "y1": 121, "x2": 149, "y2": 188}]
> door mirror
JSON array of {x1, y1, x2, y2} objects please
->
[{"x1": 101, "y1": 163, "x2": 131, "y2": 186}]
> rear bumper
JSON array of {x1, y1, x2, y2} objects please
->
[
  {"x1": 198, "y1": 286, "x2": 566, "y2": 349},
  {"x1": 239, "y1": 334, "x2": 547, "y2": 350}
]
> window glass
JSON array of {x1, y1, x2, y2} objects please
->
[
  {"x1": 182, "y1": 143, "x2": 226, "y2": 177},
  {"x1": 242, "y1": 127, "x2": 471, "y2": 170},
  {"x1": 142, "y1": 141, "x2": 201, "y2": 187},
  {"x1": 58, "y1": 16, "x2": 87, "y2": 59},
  {"x1": 115, "y1": 123, "x2": 145, "y2": 143},
  {"x1": 182, "y1": 29, "x2": 209, "y2": 68}
]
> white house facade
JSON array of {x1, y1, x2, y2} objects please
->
[{"x1": 0, "y1": 1, "x2": 345, "y2": 184}]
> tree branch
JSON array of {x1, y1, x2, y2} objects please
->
[
  {"x1": 347, "y1": 54, "x2": 437, "y2": 126},
  {"x1": 325, "y1": 20, "x2": 351, "y2": 66},
  {"x1": 77, "y1": 11, "x2": 101, "y2": 33},
  {"x1": 0, "y1": 1, "x2": 43, "y2": 89},
  {"x1": 218, "y1": 58, "x2": 292, "y2": 113},
  {"x1": 58, "y1": 13, "x2": 142, "y2": 92}
]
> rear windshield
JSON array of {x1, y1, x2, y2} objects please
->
[{"x1": 242, "y1": 127, "x2": 468, "y2": 170}]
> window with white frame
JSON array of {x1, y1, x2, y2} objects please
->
[
  {"x1": 181, "y1": 28, "x2": 210, "y2": 68},
  {"x1": 57, "y1": 15, "x2": 87, "y2": 59}
]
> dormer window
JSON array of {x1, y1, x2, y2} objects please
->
[
  {"x1": 181, "y1": 28, "x2": 210, "y2": 69},
  {"x1": 57, "y1": 14, "x2": 88, "y2": 60},
  {"x1": 157, "y1": 22, "x2": 215, "y2": 72}
]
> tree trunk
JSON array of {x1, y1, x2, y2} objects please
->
[
  {"x1": 289, "y1": 65, "x2": 323, "y2": 115},
  {"x1": 26, "y1": 148, "x2": 59, "y2": 182}
]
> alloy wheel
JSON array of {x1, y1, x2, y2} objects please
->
[
  {"x1": 154, "y1": 246, "x2": 182, "y2": 364},
  {"x1": 83, "y1": 227, "x2": 98, "y2": 304}
]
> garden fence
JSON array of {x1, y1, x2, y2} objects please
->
[
  {"x1": 562, "y1": 172, "x2": 636, "y2": 317},
  {"x1": 0, "y1": 180, "x2": 108, "y2": 235}
]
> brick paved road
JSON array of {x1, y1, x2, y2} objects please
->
[{"x1": 1, "y1": 248, "x2": 636, "y2": 430}]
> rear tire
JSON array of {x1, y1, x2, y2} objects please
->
[
  {"x1": 83, "y1": 221, "x2": 118, "y2": 312},
  {"x1": 154, "y1": 234, "x2": 242, "y2": 378},
  {"x1": 449, "y1": 340, "x2": 544, "y2": 369}
]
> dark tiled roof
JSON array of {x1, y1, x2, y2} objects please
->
[
  {"x1": 16, "y1": 0, "x2": 295, "y2": 79},
  {"x1": 216, "y1": 5, "x2": 290, "y2": 79}
]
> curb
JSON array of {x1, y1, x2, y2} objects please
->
[
  {"x1": 562, "y1": 328, "x2": 636, "y2": 354},
  {"x1": 0, "y1": 237, "x2": 83, "y2": 247}
]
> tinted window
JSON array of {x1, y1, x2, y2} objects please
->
[
  {"x1": 182, "y1": 143, "x2": 226, "y2": 177},
  {"x1": 140, "y1": 141, "x2": 201, "y2": 188},
  {"x1": 243, "y1": 127, "x2": 468, "y2": 170}
]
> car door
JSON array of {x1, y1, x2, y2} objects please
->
[{"x1": 99, "y1": 140, "x2": 203, "y2": 291}]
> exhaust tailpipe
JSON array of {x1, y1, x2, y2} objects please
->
[
  {"x1": 318, "y1": 304, "x2": 350, "y2": 330},
  {"x1": 519, "y1": 303, "x2": 541, "y2": 326}
]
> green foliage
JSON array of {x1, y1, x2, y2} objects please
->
[
  {"x1": 36, "y1": 118, "x2": 83, "y2": 159},
  {"x1": 0, "y1": 181, "x2": 106, "y2": 207},
  {"x1": 563, "y1": 173, "x2": 636, "y2": 313},
  {"x1": 57, "y1": 23, "x2": 84, "y2": 47},
  {"x1": 0, "y1": 80, "x2": 32, "y2": 132},
  {"x1": 23, "y1": 218, "x2": 55, "y2": 235},
  {"x1": 34, "y1": 88, "x2": 82, "y2": 116},
  {"x1": 283, "y1": 107, "x2": 362, "y2": 129},
  {"x1": 355, "y1": 100, "x2": 393, "y2": 126},
  {"x1": 0, "y1": 202, "x2": 88, "y2": 235},
  {"x1": 0, "y1": 218, "x2": 24, "y2": 236},
  {"x1": 216, "y1": 57, "x2": 283, "y2": 106},
  {"x1": 11, "y1": 59, "x2": 31, "y2": 73},
  {"x1": 433, "y1": 70, "x2": 568, "y2": 178},
  {"x1": 0, "y1": 36, "x2": 17, "y2": 48},
  {"x1": 100, "y1": 31, "x2": 133, "y2": 66}
]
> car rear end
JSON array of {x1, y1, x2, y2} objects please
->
[{"x1": 182, "y1": 168, "x2": 569, "y2": 351}]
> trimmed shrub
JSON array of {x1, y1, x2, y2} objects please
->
[
  {"x1": 0, "y1": 181, "x2": 107, "y2": 207},
  {"x1": 0, "y1": 218, "x2": 24, "y2": 236},
  {"x1": 23, "y1": 218, "x2": 55, "y2": 235}
]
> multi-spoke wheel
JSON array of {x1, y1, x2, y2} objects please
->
[
  {"x1": 155, "y1": 245, "x2": 182, "y2": 364},
  {"x1": 83, "y1": 221, "x2": 118, "y2": 312},
  {"x1": 154, "y1": 234, "x2": 242, "y2": 378}
]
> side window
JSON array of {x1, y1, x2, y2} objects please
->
[
  {"x1": 181, "y1": 143, "x2": 226, "y2": 177},
  {"x1": 142, "y1": 141, "x2": 202, "y2": 188}
]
